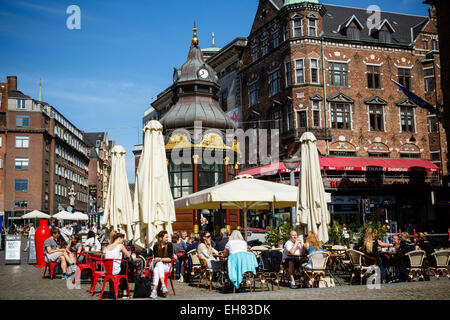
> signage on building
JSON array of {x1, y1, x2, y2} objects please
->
[
  {"x1": 5, "y1": 235, "x2": 21, "y2": 264},
  {"x1": 227, "y1": 108, "x2": 241, "y2": 128}
]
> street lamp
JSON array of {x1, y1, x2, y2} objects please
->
[{"x1": 283, "y1": 157, "x2": 300, "y2": 226}]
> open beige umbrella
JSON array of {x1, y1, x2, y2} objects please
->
[
  {"x1": 296, "y1": 132, "x2": 331, "y2": 244},
  {"x1": 53, "y1": 210, "x2": 75, "y2": 220},
  {"x1": 21, "y1": 210, "x2": 51, "y2": 219},
  {"x1": 72, "y1": 211, "x2": 89, "y2": 221},
  {"x1": 132, "y1": 120, "x2": 176, "y2": 249},
  {"x1": 103, "y1": 145, "x2": 134, "y2": 240},
  {"x1": 174, "y1": 174, "x2": 299, "y2": 240}
]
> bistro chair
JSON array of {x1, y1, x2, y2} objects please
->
[
  {"x1": 99, "y1": 258, "x2": 131, "y2": 300},
  {"x1": 72, "y1": 252, "x2": 92, "y2": 284},
  {"x1": 198, "y1": 256, "x2": 216, "y2": 291},
  {"x1": 143, "y1": 257, "x2": 176, "y2": 297},
  {"x1": 42, "y1": 252, "x2": 59, "y2": 280},
  {"x1": 405, "y1": 250, "x2": 426, "y2": 281},
  {"x1": 430, "y1": 249, "x2": 450, "y2": 280},
  {"x1": 227, "y1": 251, "x2": 258, "y2": 294},
  {"x1": 301, "y1": 251, "x2": 330, "y2": 288},
  {"x1": 187, "y1": 249, "x2": 204, "y2": 284},
  {"x1": 89, "y1": 256, "x2": 106, "y2": 296},
  {"x1": 346, "y1": 249, "x2": 377, "y2": 285},
  {"x1": 257, "y1": 250, "x2": 283, "y2": 291}
]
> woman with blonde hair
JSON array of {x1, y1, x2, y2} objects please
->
[
  {"x1": 361, "y1": 228, "x2": 392, "y2": 283},
  {"x1": 302, "y1": 231, "x2": 323, "y2": 270},
  {"x1": 224, "y1": 230, "x2": 247, "y2": 256}
]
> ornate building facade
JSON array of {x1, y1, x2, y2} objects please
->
[{"x1": 238, "y1": 0, "x2": 447, "y2": 231}]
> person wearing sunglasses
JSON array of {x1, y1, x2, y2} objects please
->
[{"x1": 197, "y1": 231, "x2": 222, "y2": 271}]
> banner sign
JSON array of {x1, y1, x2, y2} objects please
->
[
  {"x1": 28, "y1": 235, "x2": 36, "y2": 264},
  {"x1": 5, "y1": 235, "x2": 21, "y2": 264}
]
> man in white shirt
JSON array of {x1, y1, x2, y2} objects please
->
[
  {"x1": 282, "y1": 230, "x2": 303, "y2": 289},
  {"x1": 60, "y1": 222, "x2": 73, "y2": 244}
]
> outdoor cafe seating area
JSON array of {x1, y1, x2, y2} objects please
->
[{"x1": 39, "y1": 232, "x2": 450, "y2": 299}]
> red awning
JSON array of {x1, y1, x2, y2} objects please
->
[{"x1": 238, "y1": 157, "x2": 439, "y2": 177}]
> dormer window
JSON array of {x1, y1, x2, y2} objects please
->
[
  {"x1": 347, "y1": 27, "x2": 359, "y2": 40},
  {"x1": 308, "y1": 19, "x2": 317, "y2": 37},
  {"x1": 379, "y1": 30, "x2": 391, "y2": 43},
  {"x1": 293, "y1": 19, "x2": 302, "y2": 37}
]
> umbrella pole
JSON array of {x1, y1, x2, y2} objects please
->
[{"x1": 243, "y1": 208, "x2": 248, "y2": 241}]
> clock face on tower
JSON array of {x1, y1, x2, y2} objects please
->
[{"x1": 198, "y1": 68, "x2": 209, "y2": 79}]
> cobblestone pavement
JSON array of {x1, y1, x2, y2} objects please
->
[{"x1": 1, "y1": 240, "x2": 449, "y2": 300}]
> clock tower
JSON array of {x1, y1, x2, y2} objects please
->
[{"x1": 160, "y1": 25, "x2": 239, "y2": 233}]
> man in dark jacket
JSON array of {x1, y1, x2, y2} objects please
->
[{"x1": 215, "y1": 228, "x2": 229, "y2": 252}]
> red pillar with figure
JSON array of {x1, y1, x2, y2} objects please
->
[{"x1": 35, "y1": 219, "x2": 50, "y2": 268}]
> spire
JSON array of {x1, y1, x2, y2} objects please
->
[
  {"x1": 192, "y1": 21, "x2": 199, "y2": 46},
  {"x1": 212, "y1": 32, "x2": 215, "y2": 48},
  {"x1": 38, "y1": 78, "x2": 43, "y2": 102}
]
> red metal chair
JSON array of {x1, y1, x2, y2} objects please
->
[
  {"x1": 144, "y1": 258, "x2": 176, "y2": 297},
  {"x1": 89, "y1": 256, "x2": 105, "y2": 296},
  {"x1": 42, "y1": 252, "x2": 59, "y2": 280},
  {"x1": 99, "y1": 258, "x2": 131, "y2": 300},
  {"x1": 72, "y1": 252, "x2": 92, "y2": 284}
]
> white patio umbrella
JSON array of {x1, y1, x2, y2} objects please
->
[
  {"x1": 174, "y1": 174, "x2": 299, "y2": 240},
  {"x1": 103, "y1": 145, "x2": 134, "y2": 240},
  {"x1": 21, "y1": 210, "x2": 51, "y2": 219},
  {"x1": 72, "y1": 211, "x2": 89, "y2": 221},
  {"x1": 296, "y1": 132, "x2": 331, "y2": 244},
  {"x1": 132, "y1": 120, "x2": 176, "y2": 249},
  {"x1": 53, "y1": 210, "x2": 75, "y2": 220}
]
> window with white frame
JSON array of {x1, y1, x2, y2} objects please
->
[
  {"x1": 295, "y1": 59, "x2": 305, "y2": 84},
  {"x1": 285, "y1": 61, "x2": 292, "y2": 87},
  {"x1": 251, "y1": 45, "x2": 259, "y2": 61},
  {"x1": 308, "y1": 19, "x2": 317, "y2": 37},
  {"x1": 272, "y1": 31, "x2": 280, "y2": 48},
  {"x1": 269, "y1": 69, "x2": 281, "y2": 96},
  {"x1": 312, "y1": 101, "x2": 321, "y2": 127},
  {"x1": 262, "y1": 38, "x2": 269, "y2": 56},
  {"x1": 15, "y1": 157, "x2": 29, "y2": 170},
  {"x1": 329, "y1": 62, "x2": 348, "y2": 87},
  {"x1": 249, "y1": 82, "x2": 259, "y2": 106},
  {"x1": 379, "y1": 30, "x2": 391, "y2": 43},
  {"x1": 15, "y1": 136, "x2": 29, "y2": 148},
  {"x1": 270, "y1": 110, "x2": 284, "y2": 132},
  {"x1": 293, "y1": 19, "x2": 302, "y2": 37},
  {"x1": 283, "y1": 24, "x2": 290, "y2": 41},
  {"x1": 331, "y1": 103, "x2": 351, "y2": 129},
  {"x1": 310, "y1": 59, "x2": 319, "y2": 84},
  {"x1": 369, "y1": 105, "x2": 384, "y2": 131},
  {"x1": 424, "y1": 67, "x2": 434, "y2": 92},
  {"x1": 431, "y1": 39, "x2": 437, "y2": 50},
  {"x1": 400, "y1": 106, "x2": 415, "y2": 132},
  {"x1": 297, "y1": 110, "x2": 307, "y2": 128},
  {"x1": 287, "y1": 107, "x2": 293, "y2": 131},
  {"x1": 16, "y1": 99, "x2": 26, "y2": 109}
]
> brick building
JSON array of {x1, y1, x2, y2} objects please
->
[
  {"x1": 238, "y1": 0, "x2": 448, "y2": 232},
  {"x1": 0, "y1": 76, "x2": 90, "y2": 224},
  {"x1": 84, "y1": 132, "x2": 113, "y2": 224},
  {"x1": 0, "y1": 80, "x2": 8, "y2": 219}
]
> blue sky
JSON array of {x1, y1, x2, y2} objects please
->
[{"x1": 0, "y1": 0, "x2": 430, "y2": 182}]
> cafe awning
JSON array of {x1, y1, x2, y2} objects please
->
[{"x1": 239, "y1": 157, "x2": 439, "y2": 177}]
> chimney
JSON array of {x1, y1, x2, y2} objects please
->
[{"x1": 7, "y1": 76, "x2": 17, "y2": 91}]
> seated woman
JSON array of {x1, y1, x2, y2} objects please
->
[
  {"x1": 360, "y1": 228, "x2": 393, "y2": 284},
  {"x1": 84, "y1": 231, "x2": 101, "y2": 252},
  {"x1": 224, "y1": 230, "x2": 247, "y2": 256},
  {"x1": 66, "y1": 234, "x2": 83, "y2": 263},
  {"x1": 150, "y1": 230, "x2": 174, "y2": 299},
  {"x1": 416, "y1": 232, "x2": 433, "y2": 281},
  {"x1": 197, "y1": 231, "x2": 222, "y2": 271},
  {"x1": 105, "y1": 232, "x2": 131, "y2": 298},
  {"x1": 302, "y1": 230, "x2": 323, "y2": 270},
  {"x1": 172, "y1": 232, "x2": 187, "y2": 281}
]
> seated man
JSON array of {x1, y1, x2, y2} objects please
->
[
  {"x1": 215, "y1": 228, "x2": 229, "y2": 252},
  {"x1": 282, "y1": 230, "x2": 303, "y2": 289},
  {"x1": 44, "y1": 228, "x2": 75, "y2": 279}
]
